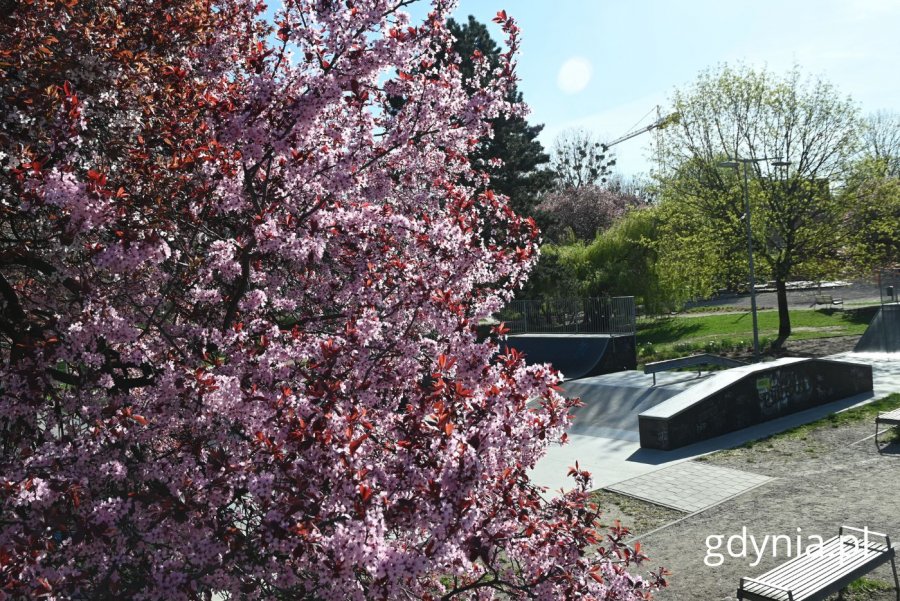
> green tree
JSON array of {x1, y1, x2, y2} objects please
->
[
  {"x1": 861, "y1": 110, "x2": 900, "y2": 177},
  {"x1": 447, "y1": 16, "x2": 554, "y2": 217},
  {"x1": 518, "y1": 243, "x2": 582, "y2": 300},
  {"x1": 656, "y1": 64, "x2": 860, "y2": 344},
  {"x1": 529, "y1": 207, "x2": 678, "y2": 313},
  {"x1": 654, "y1": 156, "x2": 752, "y2": 298},
  {"x1": 842, "y1": 157, "x2": 900, "y2": 270},
  {"x1": 839, "y1": 112, "x2": 900, "y2": 271}
]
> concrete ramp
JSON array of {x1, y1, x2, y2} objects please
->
[
  {"x1": 855, "y1": 304, "x2": 900, "y2": 353},
  {"x1": 638, "y1": 358, "x2": 873, "y2": 450},
  {"x1": 562, "y1": 371, "x2": 699, "y2": 441},
  {"x1": 504, "y1": 334, "x2": 635, "y2": 380}
]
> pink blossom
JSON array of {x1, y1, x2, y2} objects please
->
[{"x1": 0, "y1": 2, "x2": 666, "y2": 599}]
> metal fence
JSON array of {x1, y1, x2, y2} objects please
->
[
  {"x1": 880, "y1": 268, "x2": 900, "y2": 306},
  {"x1": 496, "y1": 297, "x2": 636, "y2": 335}
]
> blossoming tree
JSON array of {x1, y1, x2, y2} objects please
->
[{"x1": 0, "y1": 0, "x2": 666, "y2": 598}]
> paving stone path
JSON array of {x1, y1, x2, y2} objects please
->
[{"x1": 604, "y1": 461, "x2": 774, "y2": 513}]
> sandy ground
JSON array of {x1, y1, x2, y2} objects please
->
[
  {"x1": 591, "y1": 489, "x2": 685, "y2": 535},
  {"x1": 635, "y1": 419, "x2": 900, "y2": 600},
  {"x1": 594, "y1": 334, "x2": 900, "y2": 600},
  {"x1": 770, "y1": 335, "x2": 864, "y2": 358}
]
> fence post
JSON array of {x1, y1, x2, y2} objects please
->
[
  {"x1": 575, "y1": 298, "x2": 579, "y2": 333},
  {"x1": 630, "y1": 297, "x2": 636, "y2": 334}
]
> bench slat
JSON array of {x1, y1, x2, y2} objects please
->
[
  {"x1": 776, "y1": 552, "x2": 889, "y2": 600},
  {"x1": 762, "y1": 541, "x2": 888, "y2": 590},
  {"x1": 762, "y1": 539, "x2": 888, "y2": 587},
  {"x1": 757, "y1": 537, "x2": 857, "y2": 581},
  {"x1": 876, "y1": 408, "x2": 900, "y2": 425},
  {"x1": 739, "y1": 535, "x2": 895, "y2": 601}
]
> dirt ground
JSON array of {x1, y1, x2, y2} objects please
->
[
  {"x1": 768, "y1": 334, "x2": 863, "y2": 358},
  {"x1": 634, "y1": 420, "x2": 900, "y2": 600},
  {"x1": 594, "y1": 335, "x2": 900, "y2": 600},
  {"x1": 723, "y1": 333, "x2": 863, "y2": 363},
  {"x1": 591, "y1": 489, "x2": 685, "y2": 536}
]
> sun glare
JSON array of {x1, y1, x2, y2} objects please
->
[{"x1": 557, "y1": 56, "x2": 592, "y2": 94}]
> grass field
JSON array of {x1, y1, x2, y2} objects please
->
[
  {"x1": 634, "y1": 307, "x2": 876, "y2": 362},
  {"x1": 637, "y1": 308, "x2": 872, "y2": 347}
]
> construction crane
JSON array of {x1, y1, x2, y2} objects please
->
[{"x1": 601, "y1": 109, "x2": 679, "y2": 153}]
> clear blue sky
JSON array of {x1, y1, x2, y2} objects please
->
[
  {"x1": 267, "y1": 1, "x2": 900, "y2": 178},
  {"x1": 425, "y1": 0, "x2": 900, "y2": 178}
]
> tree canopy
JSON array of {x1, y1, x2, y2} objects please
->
[
  {"x1": 0, "y1": 1, "x2": 664, "y2": 598},
  {"x1": 656, "y1": 64, "x2": 860, "y2": 342},
  {"x1": 536, "y1": 184, "x2": 644, "y2": 242},
  {"x1": 861, "y1": 110, "x2": 900, "y2": 178},
  {"x1": 550, "y1": 128, "x2": 615, "y2": 190},
  {"x1": 446, "y1": 15, "x2": 554, "y2": 218}
]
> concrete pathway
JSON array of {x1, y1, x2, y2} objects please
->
[
  {"x1": 683, "y1": 281, "x2": 880, "y2": 311},
  {"x1": 604, "y1": 462, "x2": 773, "y2": 513},
  {"x1": 529, "y1": 351, "x2": 900, "y2": 496}
]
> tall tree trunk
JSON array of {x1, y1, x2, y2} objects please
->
[{"x1": 774, "y1": 278, "x2": 791, "y2": 348}]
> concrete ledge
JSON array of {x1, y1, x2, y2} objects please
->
[{"x1": 638, "y1": 358, "x2": 873, "y2": 450}]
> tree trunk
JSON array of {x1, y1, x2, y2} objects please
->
[{"x1": 774, "y1": 278, "x2": 791, "y2": 348}]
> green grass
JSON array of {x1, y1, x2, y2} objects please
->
[
  {"x1": 845, "y1": 576, "x2": 895, "y2": 599},
  {"x1": 635, "y1": 308, "x2": 872, "y2": 360},
  {"x1": 637, "y1": 309, "x2": 870, "y2": 345},
  {"x1": 637, "y1": 335, "x2": 777, "y2": 364}
]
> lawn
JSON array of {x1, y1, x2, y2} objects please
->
[{"x1": 637, "y1": 308, "x2": 872, "y2": 347}]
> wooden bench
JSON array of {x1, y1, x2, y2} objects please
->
[
  {"x1": 643, "y1": 353, "x2": 747, "y2": 386},
  {"x1": 738, "y1": 526, "x2": 898, "y2": 601},
  {"x1": 876, "y1": 408, "x2": 900, "y2": 451},
  {"x1": 814, "y1": 294, "x2": 843, "y2": 309}
]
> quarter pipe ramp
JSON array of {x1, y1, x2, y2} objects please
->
[
  {"x1": 503, "y1": 334, "x2": 636, "y2": 381},
  {"x1": 854, "y1": 304, "x2": 900, "y2": 353}
]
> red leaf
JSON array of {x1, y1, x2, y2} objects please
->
[
  {"x1": 358, "y1": 484, "x2": 373, "y2": 502},
  {"x1": 436, "y1": 353, "x2": 456, "y2": 371},
  {"x1": 491, "y1": 322, "x2": 510, "y2": 336},
  {"x1": 349, "y1": 434, "x2": 368, "y2": 454}
]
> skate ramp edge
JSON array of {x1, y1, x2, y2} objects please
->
[
  {"x1": 854, "y1": 305, "x2": 900, "y2": 353},
  {"x1": 638, "y1": 358, "x2": 873, "y2": 451},
  {"x1": 562, "y1": 373, "x2": 689, "y2": 439},
  {"x1": 503, "y1": 334, "x2": 636, "y2": 380}
]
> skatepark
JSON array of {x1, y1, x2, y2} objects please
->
[{"x1": 502, "y1": 286, "x2": 900, "y2": 493}]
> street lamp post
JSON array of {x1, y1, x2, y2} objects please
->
[{"x1": 718, "y1": 157, "x2": 790, "y2": 362}]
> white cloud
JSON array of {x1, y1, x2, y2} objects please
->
[{"x1": 557, "y1": 57, "x2": 592, "y2": 95}]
